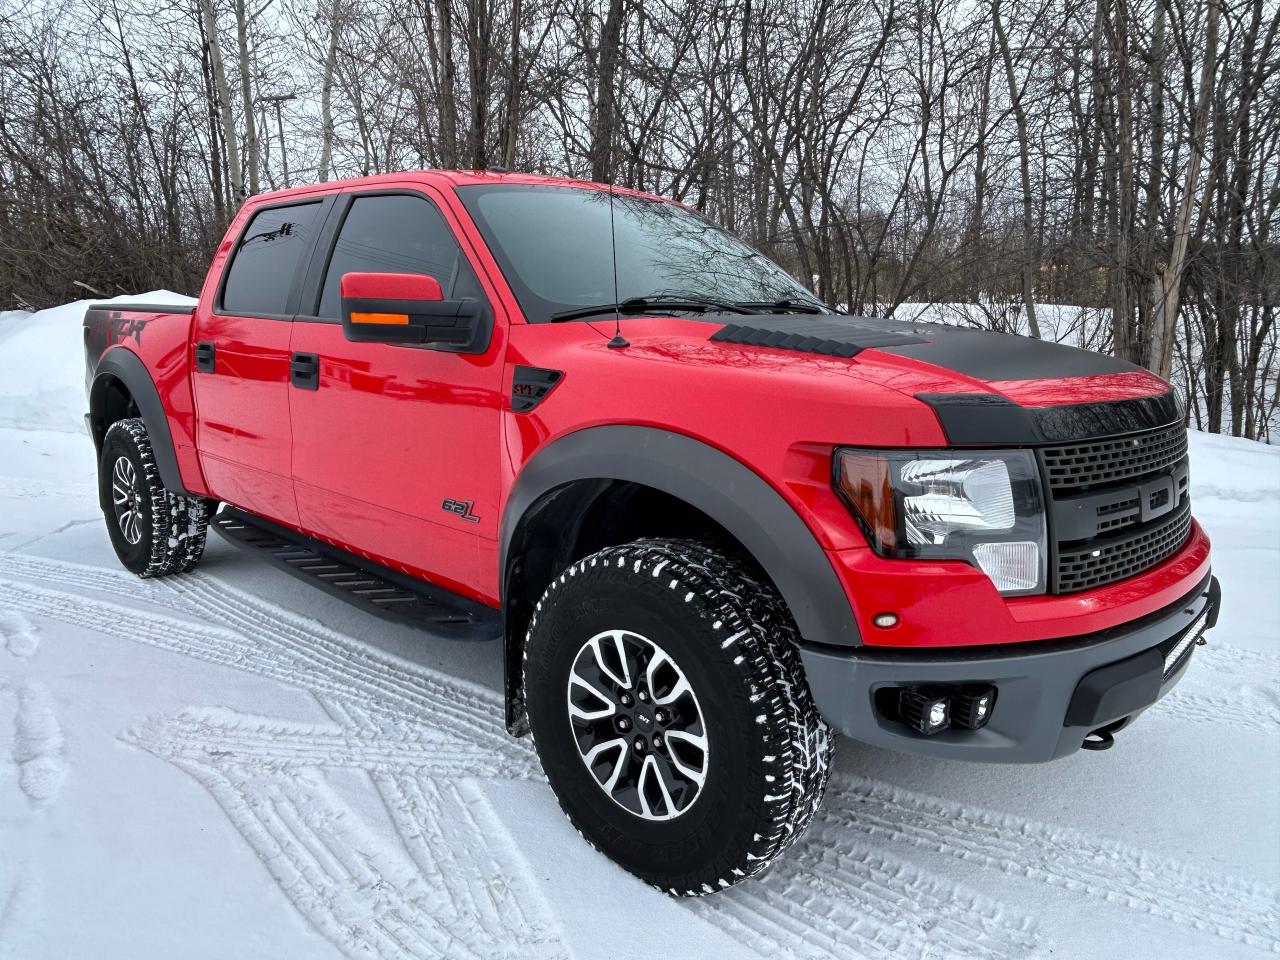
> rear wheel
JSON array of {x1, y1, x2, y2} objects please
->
[
  {"x1": 523, "y1": 538, "x2": 833, "y2": 894},
  {"x1": 99, "y1": 418, "x2": 210, "y2": 577}
]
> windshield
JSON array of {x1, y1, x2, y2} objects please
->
[{"x1": 456, "y1": 183, "x2": 826, "y2": 324}]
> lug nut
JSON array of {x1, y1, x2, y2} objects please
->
[
  {"x1": 634, "y1": 739, "x2": 647, "y2": 753},
  {"x1": 617, "y1": 717, "x2": 631, "y2": 731},
  {"x1": 637, "y1": 690, "x2": 649, "y2": 703},
  {"x1": 655, "y1": 709, "x2": 669, "y2": 724},
  {"x1": 653, "y1": 735, "x2": 664, "y2": 749},
  {"x1": 619, "y1": 693, "x2": 632, "y2": 706}
]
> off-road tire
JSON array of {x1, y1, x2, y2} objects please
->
[
  {"x1": 99, "y1": 418, "x2": 210, "y2": 577},
  {"x1": 523, "y1": 538, "x2": 833, "y2": 895}
]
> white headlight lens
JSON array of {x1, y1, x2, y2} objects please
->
[
  {"x1": 900, "y1": 459, "x2": 1015, "y2": 545},
  {"x1": 972, "y1": 541, "x2": 1041, "y2": 592},
  {"x1": 835, "y1": 448, "x2": 1048, "y2": 595}
]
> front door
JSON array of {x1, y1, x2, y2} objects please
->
[
  {"x1": 287, "y1": 186, "x2": 507, "y2": 602},
  {"x1": 191, "y1": 197, "x2": 329, "y2": 526}
]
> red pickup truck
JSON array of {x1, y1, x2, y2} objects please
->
[{"x1": 83, "y1": 169, "x2": 1219, "y2": 894}]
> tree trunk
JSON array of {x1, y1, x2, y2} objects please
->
[
  {"x1": 1148, "y1": 0, "x2": 1219, "y2": 378},
  {"x1": 318, "y1": 4, "x2": 341, "y2": 183},
  {"x1": 466, "y1": 0, "x2": 493, "y2": 168},
  {"x1": 591, "y1": 0, "x2": 624, "y2": 183},
  {"x1": 1109, "y1": 0, "x2": 1136, "y2": 361},
  {"x1": 992, "y1": 0, "x2": 1041, "y2": 339},
  {"x1": 198, "y1": 0, "x2": 242, "y2": 203},
  {"x1": 434, "y1": 0, "x2": 460, "y2": 167},
  {"x1": 501, "y1": 0, "x2": 522, "y2": 168},
  {"x1": 233, "y1": 0, "x2": 258, "y2": 196}
]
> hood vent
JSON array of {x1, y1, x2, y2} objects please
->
[{"x1": 708, "y1": 315, "x2": 928, "y2": 358}]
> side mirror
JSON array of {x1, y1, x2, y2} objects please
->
[{"x1": 340, "y1": 272, "x2": 481, "y2": 348}]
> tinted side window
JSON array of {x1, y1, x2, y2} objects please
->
[
  {"x1": 317, "y1": 194, "x2": 466, "y2": 318},
  {"x1": 221, "y1": 201, "x2": 322, "y2": 316}
]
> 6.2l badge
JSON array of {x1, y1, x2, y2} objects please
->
[{"x1": 441, "y1": 498, "x2": 481, "y2": 523}]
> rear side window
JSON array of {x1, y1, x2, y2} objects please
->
[
  {"x1": 316, "y1": 194, "x2": 470, "y2": 318},
  {"x1": 221, "y1": 201, "x2": 322, "y2": 316}
]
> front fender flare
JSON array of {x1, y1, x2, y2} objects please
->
[{"x1": 501, "y1": 425, "x2": 860, "y2": 648}]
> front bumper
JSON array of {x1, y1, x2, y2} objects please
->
[{"x1": 800, "y1": 574, "x2": 1220, "y2": 762}]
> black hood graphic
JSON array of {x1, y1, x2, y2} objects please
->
[{"x1": 706, "y1": 313, "x2": 1138, "y2": 381}]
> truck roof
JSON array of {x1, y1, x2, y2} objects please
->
[{"x1": 243, "y1": 169, "x2": 668, "y2": 206}]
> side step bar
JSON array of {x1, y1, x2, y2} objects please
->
[{"x1": 211, "y1": 507, "x2": 500, "y2": 641}]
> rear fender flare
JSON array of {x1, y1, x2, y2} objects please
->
[{"x1": 89, "y1": 347, "x2": 191, "y2": 497}]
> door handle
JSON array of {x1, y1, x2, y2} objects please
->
[
  {"x1": 194, "y1": 341, "x2": 216, "y2": 373},
  {"x1": 290, "y1": 352, "x2": 319, "y2": 390}
]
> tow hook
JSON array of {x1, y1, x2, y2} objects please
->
[{"x1": 1081, "y1": 718, "x2": 1127, "y2": 751}]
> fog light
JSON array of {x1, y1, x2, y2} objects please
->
[
  {"x1": 952, "y1": 687, "x2": 997, "y2": 729},
  {"x1": 873, "y1": 612, "x2": 899, "y2": 628},
  {"x1": 897, "y1": 688, "x2": 950, "y2": 736}
]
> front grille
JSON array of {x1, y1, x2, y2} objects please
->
[
  {"x1": 1042, "y1": 422, "x2": 1193, "y2": 594},
  {"x1": 1056, "y1": 500, "x2": 1192, "y2": 594},
  {"x1": 1042, "y1": 423, "x2": 1188, "y2": 493}
]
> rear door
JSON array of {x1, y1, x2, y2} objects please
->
[
  {"x1": 191, "y1": 196, "x2": 330, "y2": 526},
  {"x1": 287, "y1": 185, "x2": 507, "y2": 601}
]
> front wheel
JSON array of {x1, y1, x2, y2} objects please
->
[
  {"x1": 522, "y1": 539, "x2": 833, "y2": 894},
  {"x1": 99, "y1": 418, "x2": 210, "y2": 577}
]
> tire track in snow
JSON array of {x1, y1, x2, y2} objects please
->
[
  {"x1": 0, "y1": 476, "x2": 97, "y2": 501},
  {"x1": 0, "y1": 554, "x2": 513, "y2": 743},
  {"x1": 1, "y1": 561, "x2": 568, "y2": 957},
  {"x1": 174, "y1": 760, "x2": 560, "y2": 960},
  {"x1": 373, "y1": 773, "x2": 564, "y2": 959},
  {"x1": 131, "y1": 719, "x2": 565, "y2": 960},
  {"x1": 688, "y1": 834, "x2": 1041, "y2": 960},
  {"x1": 126, "y1": 706, "x2": 532, "y2": 782},
  {"x1": 0, "y1": 568, "x2": 537, "y2": 778},
  {"x1": 824, "y1": 775, "x2": 1279, "y2": 954}
]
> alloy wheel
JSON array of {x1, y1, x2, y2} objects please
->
[
  {"x1": 111, "y1": 455, "x2": 144, "y2": 545},
  {"x1": 565, "y1": 628, "x2": 709, "y2": 821}
]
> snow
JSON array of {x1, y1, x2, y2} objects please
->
[
  {"x1": 0, "y1": 295, "x2": 1277, "y2": 959},
  {"x1": 0, "y1": 292, "x2": 195, "y2": 436}
]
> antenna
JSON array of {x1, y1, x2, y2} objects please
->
[{"x1": 605, "y1": 180, "x2": 629, "y2": 349}]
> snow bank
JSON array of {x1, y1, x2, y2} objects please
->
[{"x1": 0, "y1": 290, "x2": 194, "y2": 434}]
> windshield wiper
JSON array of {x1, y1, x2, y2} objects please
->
[
  {"x1": 550, "y1": 295, "x2": 758, "y2": 323},
  {"x1": 732, "y1": 298, "x2": 828, "y2": 315}
]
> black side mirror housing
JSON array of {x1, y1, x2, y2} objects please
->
[{"x1": 339, "y1": 272, "x2": 490, "y2": 352}]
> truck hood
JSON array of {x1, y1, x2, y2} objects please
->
[
  {"x1": 697, "y1": 312, "x2": 1178, "y2": 444},
  {"x1": 588, "y1": 311, "x2": 1179, "y2": 446}
]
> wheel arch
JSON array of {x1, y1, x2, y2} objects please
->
[
  {"x1": 500, "y1": 425, "x2": 860, "y2": 733},
  {"x1": 89, "y1": 347, "x2": 192, "y2": 497}
]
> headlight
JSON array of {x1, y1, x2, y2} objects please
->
[{"x1": 834, "y1": 448, "x2": 1047, "y2": 595}]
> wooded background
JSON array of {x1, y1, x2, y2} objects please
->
[{"x1": 0, "y1": 0, "x2": 1276, "y2": 437}]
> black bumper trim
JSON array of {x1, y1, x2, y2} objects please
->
[
  {"x1": 800, "y1": 574, "x2": 1219, "y2": 763},
  {"x1": 1064, "y1": 647, "x2": 1163, "y2": 728}
]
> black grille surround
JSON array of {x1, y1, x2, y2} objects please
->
[{"x1": 1040, "y1": 424, "x2": 1193, "y2": 595}]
